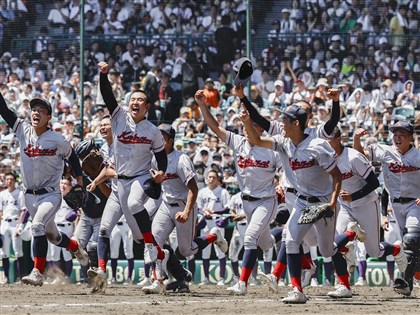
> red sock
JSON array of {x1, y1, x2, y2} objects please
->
[
  {"x1": 339, "y1": 246, "x2": 349, "y2": 254},
  {"x1": 291, "y1": 277, "x2": 302, "y2": 292},
  {"x1": 337, "y1": 274, "x2": 350, "y2": 289},
  {"x1": 301, "y1": 255, "x2": 312, "y2": 270},
  {"x1": 142, "y1": 231, "x2": 154, "y2": 244},
  {"x1": 239, "y1": 267, "x2": 252, "y2": 285},
  {"x1": 33, "y1": 257, "x2": 46, "y2": 274},
  {"x1": 415, "y1": 271, "x2": 420, "y2": 280},
  {"x1": 392, "y1": 245, "x2": 401, "y2": 256},
  {"x1": 98, "y1": 259, "x2": 107, "y2": 272},
  {"x1": 205, "y1": 233, "x2": 217, "y2": 244},
  {"x1": 345, "y1": 230, "x2": 356, "y2": 241},
  {"x1": 66, "y1": 239, "x2": 79, "y2": 252},
  {"x1": 272, "y1": 262, "x2": 287, "y2": 281}
]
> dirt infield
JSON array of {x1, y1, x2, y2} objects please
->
[{"x1": 1, "y1": 283, "x2": 419, "y2": 315}]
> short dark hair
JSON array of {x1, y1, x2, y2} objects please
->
[{"x1": 129, "y1": 89, "x2": 151, "y2": 104}]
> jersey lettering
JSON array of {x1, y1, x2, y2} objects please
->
[
  {"x1": 117, "y1": 131, "x2": 152, "y2": 145},
  {"x1": 289, "y1": 158, "x2": 316, "y2": 170},
  {"x1": 237, "y1": 156, "x2": 270, "y2": 169},
  {"x1": 23, "y1": 144, "x2": 57, "y2": 157},
  {"x1": 342, "y1": 171, "x2": 354, "y2": 180},
  {"x1": 388, "y1": 162, "x2": 420, "y2": 173}
]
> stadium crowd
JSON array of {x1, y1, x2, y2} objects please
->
[{"x1": 0, "y1": 0, "x2": 420, "y2": 289}]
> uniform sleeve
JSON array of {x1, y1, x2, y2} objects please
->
[
  {"x1": 368, "y1": 143, "x2": 387, "y2": 162},
  {"x1": 152, "y1": 127, "x2": 165, "y2": 153},
  {"x1": 315, "y1": 140, "x2": 337, "y2": 172},
  {"x1": 197, "y1": 188, "x2": 204, "y2": 211},
  {"x1": 59, "y1": 139, "x2": 73, "y2": 159},
  {"x1": 351, "y1": 152, "x2": 375, "y2": 179},
  {"x1": 269, "y1": 121, "x2": 283, "y2": 136},
  {"x1": 273, "y1": 151, "x2": 283, "y2": 170},
  {"x1": 221, "y1": 189, "x2": 230, "y2": 208},
  {"x1": 0, "y1": 192, "x2": 3, "y2": 212},
  {"x1": 18, "y1": 191, "x2": 26, "y2": 210},
  {"x1": 12, "y1": 118, "x2": 27, "y2": 139},
  {"x1": 177, "y1": 154, "x2": 197, "y2": 185}
]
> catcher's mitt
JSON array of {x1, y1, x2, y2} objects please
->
[
  {"x1": 76, "y1": 140, "x2": 104, "y2": 179},
  {"x1": 297, "y1": 203, "x2": 334, "y2": 224},
  {"x1": 64, "y1": 184, "x2": 86, "y2": 209}
]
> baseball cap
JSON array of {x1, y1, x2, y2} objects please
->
[
  {"x1": 180, "y1": 107, "x2": 190, "y2": 114},
  {"x1": 30, "y1": 97, "x2": 52, "y2": 115},
  {"x1": 331, "y1": 35, "x2": 341, "y2": 42},
  {"x1": 389, "y1": 121, "x2": 414, "y2": 134},
  {"x1": 158, "y1": 123, "x2": 176, "y2": 139},
  {"x1": 272, "y1": 19, "x2": 280, "y2": 25},
  {"x1": 282, "y1": 104, "x2": 307, "y2": 126},
  {"x1": 174, "y1": 139, "x2": 184, "y2": 147},
  {"x1": 274, "y1": 80, "x2": 284, "y2": 87},
  {"x1": 233, "y1": 57, "x2": 253, "y2": 86}
]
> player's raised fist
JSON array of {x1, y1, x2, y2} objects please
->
[
  {"x1": 239, "y1": 106, "x2": 250, "y2": 122},
  {"x1": 326, "y1": 88, "x2": 340, "y2": 101},
  {"x1": 354, "y1": 128, "x2": 367, "y2": 139},
  {"x1": 98, "y1": 62, "x2": 109, "y2": 74},
  {"x1": 195, "y1": 90, "x2": 206, "y2": 105}
]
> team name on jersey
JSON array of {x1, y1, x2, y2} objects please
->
[
  {"x1": 289, "y1": 158, "x2": 315, "y2": 170},
  {"x1": 237, "y1": 156, "x2": 270, "y2": 169},
  {"x1": 162, "y1": 173, "x2": 179, "y2": 182},
  {"x1": 117, "y1": 131, "x2": 152, "y2": 144},
  {"x1": 24, "y1": 144, "x2": 57, "y2": 157},
  {"x1": 388, "y1": 161, "x2": 420, "y2": 173},
  {"x1": 204, "y1": 197, "x2": 221, "y2": 203},
  {"x1": 342, "y1": 171, "x2": 354, "y2": 180},
  {"x1": 2, "y1": 200, "x2": 18, "y2": 206}
]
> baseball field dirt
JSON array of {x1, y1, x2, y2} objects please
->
[{"x1": 1, "y1": 283, "x2": 419, "y2": 315}]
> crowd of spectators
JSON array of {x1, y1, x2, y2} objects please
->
[{"x1": 1, "y1": 0, "x2": 420, "y2": 192}]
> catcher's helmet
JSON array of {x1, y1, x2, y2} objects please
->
[{"x1": 76, "y1": 139, "x2": 96, "y2": 160}]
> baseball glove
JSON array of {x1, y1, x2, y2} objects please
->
[
  {"x1": 297, "y1": 203, "x2": 334, "y2": 224},
  {"x1": 82, "y1": 149, "x2": 104, "y2": 179},
  {"x1": 64, "y1": 184, "x2": 86, "y2": 210},
  {"x1": 143, "y1": 178, "x2": 162, "y2": 200}
]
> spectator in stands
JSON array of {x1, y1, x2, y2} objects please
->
[
  {"x1": 389, "y1": 4, "x2": 409, "y2": 48},
  {"x1": 215, "y1": 15, "x2": 237, "y2": 71},
  {"x1": 249, "y1": 85, "x2": 264, "y2": 108},
  {"x1": 255, "y1": 68, "x2": 274, "y2": 100},
  {"x1": 202, "y1": 4, "x2": 220, "y2": 32},
  {"x1": 268, "y1": 80, "x2": 287, "y2": 109}
]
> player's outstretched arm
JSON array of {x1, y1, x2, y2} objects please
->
[
  {"x1": 98, "y1": 62, "x2": 119, "y2": 115},
  {"x1": 0, "y1": 92, "x2": 17, "y2": 128},
  {"x1": 353, "y1": 128, "x2": 369, "y2": 157},
  {"x1": 241, "y1": 106, "x2": 273, "y2": 149},
  {"x1": 327, "y1": 166, "x2": 342, "y2": 209},
  {"x1": 87, "y1": 166, "x2": 111, "y2": 192},
  {"x1": 323, "y1": 89, "x2": 341, "y2": 136},
  {"x1": 195, "y1": 89, "x2": 227, "y2": 141}
]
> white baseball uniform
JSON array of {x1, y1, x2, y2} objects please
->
[
  {"x1": 49, "y1": 200, "x2": 74, "y2": 262},
  {"x1": 110, "y1": 216, "x2": 134, "y2": 260}
]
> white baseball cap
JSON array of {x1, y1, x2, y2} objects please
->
[{"x1": 274, "y1": 80, "x2": 284, "y2": 87}]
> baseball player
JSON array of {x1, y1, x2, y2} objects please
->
[
  {"x1": 142, "y1": 123, "x2": 228, "y2": 293},
  {"x1": 354, "y1": 123, "x2": 420, "y2": 296},
  {"x1": 98, "y1": 61, "x2": 169, "y2": 284},
  {"x1": 0, "y1": 94, "x2": 88, "y2": 286},
  {"x1": 242, "y1": 104, "x2": 363, "y2": 303},
  {"x1": 196, "y1": 90, "x2": 283, "y2": 295},
  {"x1": 0, "y1": 173, "x2": 26, "y2": 284},
  {"x1": 49, "y1": 177, "x2": 78, "y2": 284},
  {"x1": 328, "y1": 127, "x2": 407, "y2": 297},
  {"x1": 240, "y1": 85, "x2": 341, "y2": 289}
]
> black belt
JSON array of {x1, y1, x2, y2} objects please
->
[
  {"x1": 117, "y1": 175, "x2": 137, "y2": 180},
  {"x1": 169, "y1": 203, "x2": 181, "y2": 207},
  {"x1": 286, "y1": 188, "x2": 297, "y2": 194},
  {"x1": 238, "y1": 222, "x2": 247, "y2": 226},
  {"x1": 298, "y1": 195, "x2": 321, "y2": 203},
  {"x1": 392, "y1": 197, "x2": 416, "y2": 204},
  {"x1": 242, "y1": 195, "x2": 261, "y2": 202},
  {"x1": 57, "y1": 223, "x2": 72, "y2": 227},
  {"x1": 117, "y1": 222, "x2": 124, "y2": 226},
  {"x1": 25, "y1": 188, "x2": 50, "y2": 195},
  {"x1": 5, "y1": 218, "x2": 18, "y2": 222}
]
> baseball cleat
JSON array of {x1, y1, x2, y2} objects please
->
[
  {"x1": 354, "y1": 277, "x2": 368, "y2": 286},
  {"x1": 310, "y1": 278, "x2": 319, "y2": 287},
  {"x1": 248, "y1": 276, "x2": 259, "y2": 286},
  {"x1": 199, "y1": 277, "x2": 210, "y2": 285},
  {"x1": 278, "y1": 278, "x2": 286, "y2": 287},
  {"x1": 302, "y1": 262, "x2": 317, "y2": 288},
  {"x1": 413, "y1": 278, "x2": 420, "y2": 288},
  {"x1": 144, "y1": 243, "x2": 158, "y2": 264},
  {"x1": 393, "y1": 278, "x2": 412, "y2": 296},
  {"x1": 327, "y1": 284, "x2": 352, "y2": 298},
  {"x1": 71, "y1": 239, "x2": 89, "y2": 267},
  {"x1": 137, "y1": 277, "x2": 152, "y2": 287},
  {"x1": 123, "y1": 278, "x2": 132, "y2": 285},
  {"x1": 88, "y1": 268, "x2": 107, "y2": 294},
  {"x1": 282, "y1": 287, "x2": 307, "y2": 304},
  {"x1": 155, "y1": 249, "x2": 170, "y2": 280},
  {"x1": 166, "y1": 280, "x2": 190, "y2": 293},
  {"x1": 347, "y1": 222, "x2": 366, "y2": 242},
  {"x1": 217, "y1": 278, "x2": 225, "y2": 286},
  {"x1": 0, "y1": 277, "x2": 9, "y2": 285},
  {"x1": 108, "y1": 277, "x2": 116, "y2": 285},
  {"x1": 21, "y1": 268, "x2": 43, "y2": 286},
  {"x1": 322, "y1": 279, "x2": 332, "y2": 287},
  {"x1": 259, "y1": 272, "x2": 278, "y2": 293},
  {"x1": 142, "y1": 280, "x2": 165, "y2": 294},
  {"x1": 227, "y1": 280, "x2": 247, "y2": 295},
  {"x1": 343, "y1": 242, "x2": 356, "y2": 273},
  {"x1": 393, "y1": 241, "x2": 408, "y2": 273},
  {"x1": 210, "y1": 227, "x2": 228, "y2": 253}
]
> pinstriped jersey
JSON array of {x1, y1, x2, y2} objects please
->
[
  {"x1": 225, "y1": 131, "x2": 282, "y2": 198},
  {"x1": 368, "y1": 144, "x2": 420, "y2": 199},
  {"x1": 161, "y1": 150, "x2": 196, "y2": 203},
  {"x1": 111, "y1": 106, "x2": 165, "y2": 177},
  {"x1": 197, "y1": 186, "x2": 230, "y2": 214},
  {"x1": 0, "y1": 188, "x2": 25, "y2": 220},
  {"x1": 336, "y1": 147, "x2": 378, "y2": 207},
  {"x1": 101, "y1": 142, "x2": 117, "y2": 192},
  {"x1": 13, "y1": 119, "x2": 72, "y2": 190}
]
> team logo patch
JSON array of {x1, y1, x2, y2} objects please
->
[
  {"x1": 388, "y1": 162, "x2": 420, "y2": 173},
  {"x1": 342, "y1": 171, "x2": 354, "y2": 180},
  {"x1": 24, "y1": 144, "x2": 57, "y2": 157},
  {"x1": 289, "y1": 158, "x2": 315, "y2": 170},
  {"x1": 117, "y1": 131, "x2": 152, "y2": 144},
  {"x1": 237, "y1": 156, "x2": 270, "y2": 169}
]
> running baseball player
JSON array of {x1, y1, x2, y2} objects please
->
[
  {"x1": 196, "y1": 90, "x2": 283, "y2": 295},
  {"x1": 328, "y1": 127, "x2": 407, "y2": 297},
  {"x1": 49, "y1": 177, "x2": 78, "y2": 284},
  {"x1": 354, "y1": 123, "x2": 420, "y2": 296},
  {"x1": 98, "y1": 61, "x2": 169, "y2": 283},
  {"x1": 240, "y1": 84, "x2": 341, "y2": 289},
  {"x1": 142, "y1": 123, "x2": 228, "y2": 293},
  {"x1": 0, "y1": 94, "x2": 88, "y2": 286},
  {"x1": 0, "y1": 172, "x2": 26, "y2": 284}
]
